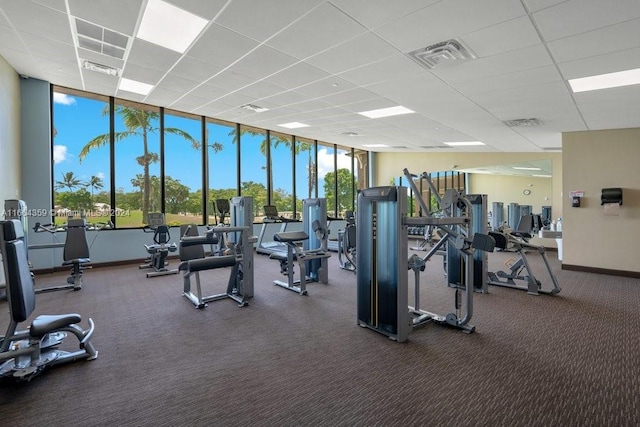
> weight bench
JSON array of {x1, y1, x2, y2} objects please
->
[{"x1": 270, "y1": 230, "x2": 331, "y2": 295}]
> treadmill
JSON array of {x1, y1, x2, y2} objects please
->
[{"x1": 255, "y1": 205, "x2": 300, "y2": 256}]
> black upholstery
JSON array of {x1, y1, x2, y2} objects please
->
[
  {"x1": 489, "y1": 231, "x2": 508, "y2": 250},
  {"x1": 5, "y1": 238, "x2": 36, "y2": 323},
  {"x1": 179, "y1": 255, "x2": 236, "y2": 273},
  {"x1": 31, "y1": 314, "x2": 81, "y2": 338},
  {"x1": 63, "y1": 219, "x2": 90, "y2": 262},
  {"x1": 274, "y1": 231, "x2": 309, "y2": 243},
  {"x1": 179, "y1": 224, "x2": 205, "y2": 261}
]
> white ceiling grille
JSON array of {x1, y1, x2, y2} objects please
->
[
  {"x1": 407, "y1": 39, "x2": 476, "y2": 70},
  {"x1": 81, "y1": 59, "x2": 120, "y2": 77},
  {"x1": 420, "y1": 145, "x2": 452, "y2": 149},
  {"x1": 75, "y1": 18, "x2": 129, "y2": 60},
  {"x1": 503, "y1": 118, "x2": 544, "y2": 127}
]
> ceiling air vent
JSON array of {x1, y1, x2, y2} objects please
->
[
  {"x1": 420, "y1": 145, "x2": 452, "y2": 149},
  {"x1": 75, "y1": 18, "x2": 129, "y2": 60},
  {"x1": 391, "y1": 146, "x2": 408, "y2": 149},
  {"x1": 407, "y1": 39, "x2": 476, "y2": 70},
  {"x1": 542, "y1": 147, "x2": 562, "y2": 151},
  {"x1": 503, "y1": 118, "x2": 543, "y2": 127},
  {"x1": 81, "y1": 60, "x2": 120, "y2": 77},
  {"x1": 341, "y1": 132, "x2": 360, "y2": 136}
]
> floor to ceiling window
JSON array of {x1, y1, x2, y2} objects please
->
[
  {"x1": 163, "y1": 110, "x2": 202, "y2": 225},
  {"x1": 270, "y1": 132, "x2": 294, "y2": 218},
  {"x1": 52, "y1": 86, "x2": 368, "y2": 227},
  {"x1": 239, "y1": 125, "x2": 267, "y2": 220},
  {"x1": 52, "y1": 87, "x2": 111, "y2": 226},
  {"x1": 294, "y1": 137, "x2": 316, "y2": 215},
  {"x1": 207, "y1": 119, "x2": 238, "y2": 224}
]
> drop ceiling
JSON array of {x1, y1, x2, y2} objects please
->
[{"x1": 1, "y1": 0, "x2": 640, "y2": 155}]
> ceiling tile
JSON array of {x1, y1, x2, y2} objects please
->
[
  {"x1": 266, "y1": 2, "x2": 367, "y2": 60},
  {"x1": 68, "y1": 0, "x2": 142, "y2": 36}
]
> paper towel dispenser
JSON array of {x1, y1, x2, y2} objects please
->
[{"x1": 601, "y1": 188, "x2": 622, "y2": 205}]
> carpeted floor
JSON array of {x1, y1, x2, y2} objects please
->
[{"x1": 1, "y1": 246, "x2": 638, "y2": 426}]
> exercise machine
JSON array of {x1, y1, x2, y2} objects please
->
[
  {"x1": 180, "y1": 196, "x2": 256, "y2": 309},
  {"x1": 488, "y1": 214, "x2": 561, "y2": 295},
  {"x1": 0, "y1": 219, "x2": 97, "y2": 382},
  {"x1": 32, "y1": 218, "x2": 105, "y2": 291},
  {"x1": 140, "y1": 213, "x2": 178, "y2": 278},
  {"x1": 213, "y1": 198, "x2": 230, "y2": 225},
  {"x1": 255, "y1": 205, "x2": 300, "y2": 256},
  {"x1": 269, "y1": 198, "x2": 331, "y2": 295},
  {"x1": 356, "y1": 173, "x2": 495, "y2": 343},
  {"x1": 337, "y1": 210, "x2": 356, "y2": 272}
]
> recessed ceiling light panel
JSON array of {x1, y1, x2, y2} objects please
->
[
  {"x1": 119, "y1": 77, "x2": 154, "y2": 95},
  {"x1": 358, "y1": 106, "x2": 415, "y2": 119},
  {"x1": 569, "y1": 68, "x2": 640, "y2": 93},
  {"x1": 137, "y1": 0, "x2": 208, "y2": 53},
  {"x1": 443, "y1": 141, "x2": 485, "y2": 146},
  {"x1": 278, "y1": 122, "x2": 309, "y2": 129}
]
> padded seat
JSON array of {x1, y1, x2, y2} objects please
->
[
  {"x1": 274, "y1": 231, "x2": 309, "y2": 243},
  {"x1": 30, "y1": 314, "x2": 82, "y2": 338},
  {"x1": 63, "y1": 258, "x2": 91, "y2": 265},
  {"x1": 179, "y1": 255, "x2": 236, "y2": 273},
  {"x1": 489, "y1": 232, "x2": 507, "y2": 250},
  {"x1": 269, "y1": 251, "x2": 295, "y2": 261}
]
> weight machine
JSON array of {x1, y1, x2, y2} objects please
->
[
  {"x1": 180, "y1": 197, "x2": 256, "y2": 309},
  {"x1": 356, "y1": 172, "x2": 495, "y2": 343},
  {"x1": 488, "y1": 214, "x2": 561, "y2": 295},
  {"x1": 269, "y1": 198, "x2": 331, "y2": 295},
  {"x1": 255, "y1": 205, "x2": 300, "y2": 256},
  {"x1": 140, "y1": 213, "x2": 178, "y2": 278},
  {"x1": 0, "y1": 219, "x2": 98, "y2": 381}
]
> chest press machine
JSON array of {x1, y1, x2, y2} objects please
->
[
  {"x1": 269, "y1": 198, "x2": 331, "y2": 296},
  {"x1": 179, "y1": 197, "x2": 256, "y2": 309}
]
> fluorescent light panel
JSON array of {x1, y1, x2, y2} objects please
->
[
  {"x1": 569, "y1": 67, "x2": 640, "y2": 93},
  {"x1": 443, "y1": 141, "x2": 484, "y2": 146},
  {"x1": 532, "y1": 174, "x2": 552, "y2": 178},
  {"x1": 362, "y1": 144, "x2": 388, "y2": 148},
  {"x1": 137, "y1": 0, "x2": 208, "y2": 53},
  {"x1": 278, "y1": 122, "x2": 309, "y2": 129},
  {"x1": 358, "y1": 106, "x2": 415, "y2": 119},
  {"x1": 513, "y1": 167, "x2": 541, "y2": 171},
  {"x1": 119, "y1": 78, "x2": 154, "y2": 95}
]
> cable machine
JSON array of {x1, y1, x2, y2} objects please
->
[{"x1": 356, "y1": 174, "x2": 495, "y2": 343}]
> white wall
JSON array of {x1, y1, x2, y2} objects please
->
[
  {"x1": 0, "y1": 55, "x2": 21, "y2": 285},
  {"x1": 562, "y1": 128, "x2": 640, "y2": 273}
]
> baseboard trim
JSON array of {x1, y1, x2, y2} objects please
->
[{"x1": 562, "y1": 263, "x2": 640, "y2": 279}]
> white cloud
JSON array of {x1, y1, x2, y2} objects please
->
[
  {"x1": 53, "y1": 93, "x2": 76, "y2": 105},
  {"x1": 53, "y1": 145, "x2": 68, "y2": 163},
  {"x1": 317, "y1": 148, "x2": 352, "y2": 177},
  {"x1": 95, "y1": 172, "x2": 105, "y2": 179}
]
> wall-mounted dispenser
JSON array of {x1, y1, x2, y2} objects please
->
[{"x1": 601, "y1": 188, "x2": 623, "y2": 205}]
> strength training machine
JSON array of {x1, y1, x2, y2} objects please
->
[
  {"x1": 180, "y1": 196, "x2": 256, "y2": 309},
  {"x1": 140, "y1": 213, "x2": 178, "y2": 278},
  {"x1": 255, "y1": 205, "x2": 300, "y2": 256},
  {"x1": 269, "y1": 198, "x2": 331, "y2": 295},
  {"x1": 487, "y1": 214, "x2": 561, "y2": 295},
  {"x1": 357, "y1": 177, "x2": 495, "y2": 343},
  {"x1": 0, "y1": 219, "x2": 98, "y2": 382}
]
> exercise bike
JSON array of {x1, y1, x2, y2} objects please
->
[{"x1": 140, "y1": 213, "x2": 178, "y2": 278}]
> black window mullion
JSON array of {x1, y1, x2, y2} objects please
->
[
  {"x1": 159, "y1": 107, "x2": 165, "y2": 214},
  {"x1": 201, "y1": 116, "x2": 207, "y2": 225}
]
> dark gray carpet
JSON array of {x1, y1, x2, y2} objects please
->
[{"x1": 1, "y1": 246, "x2": 638, "y2": 426}]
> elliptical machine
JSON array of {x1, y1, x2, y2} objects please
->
[{"x1": 140, "y1": 213, "x2": 178, "y2": 278}]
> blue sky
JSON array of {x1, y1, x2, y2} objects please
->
[{"x1": 53, "y1": 92, "x2": 352, "y2": 194}]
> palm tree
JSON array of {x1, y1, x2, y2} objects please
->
[
  {"x1": 55, "y1": 171, "x2": 84, "y2": 192},
  {"x1": 87, "y1": 175, "x2": 104, "y2": 205},
  {"x1": 79, "y1": 106, "x2": 198, "y2": 221}
]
